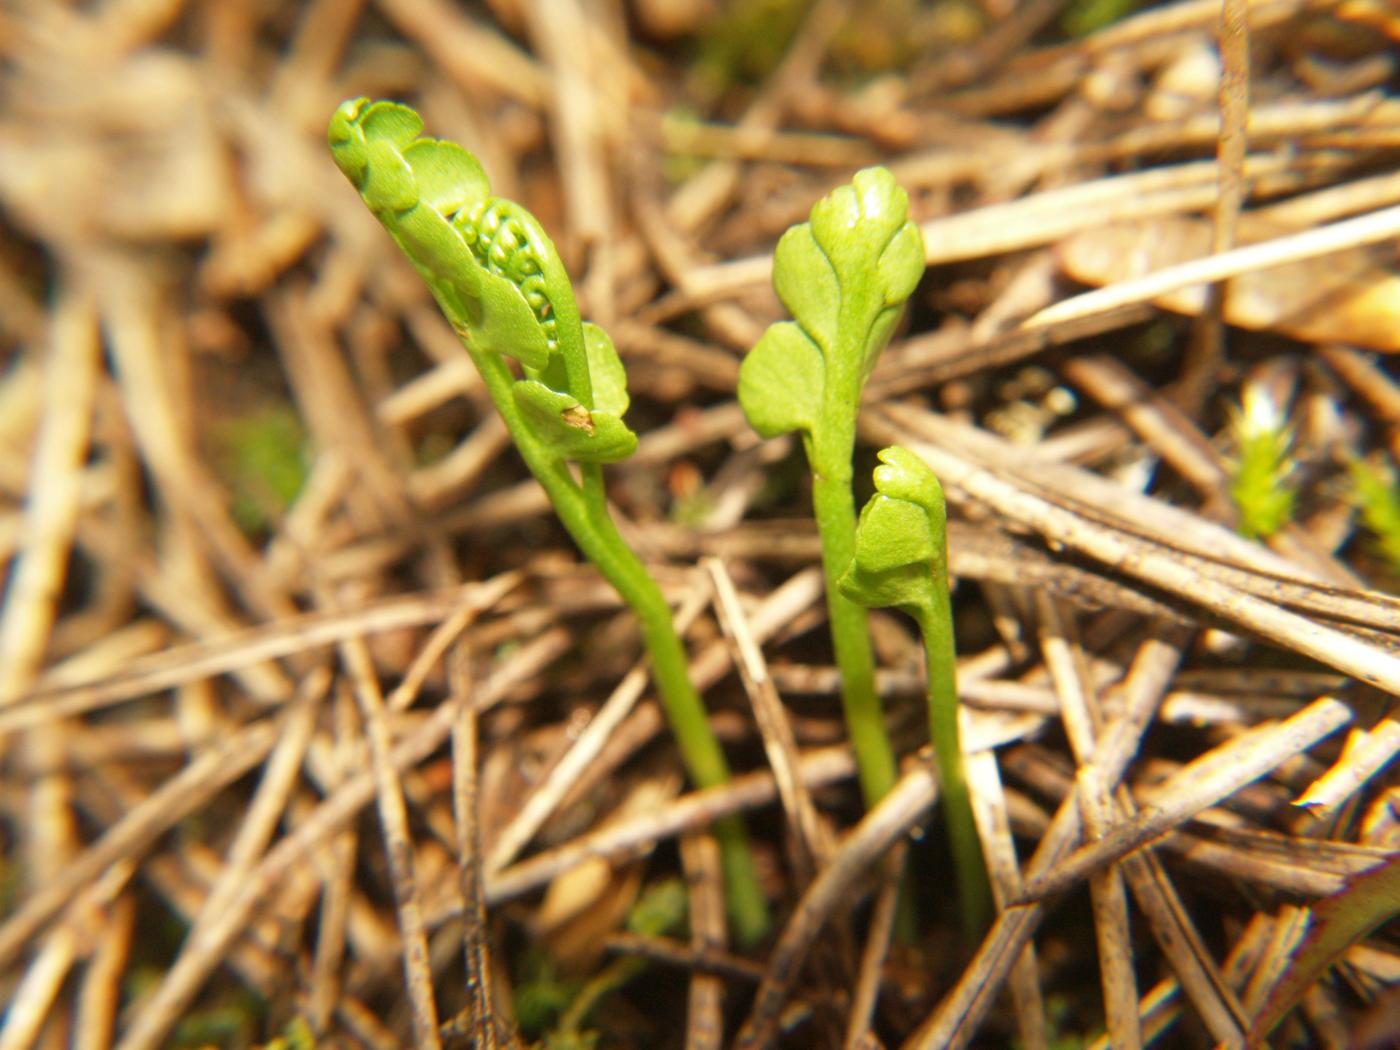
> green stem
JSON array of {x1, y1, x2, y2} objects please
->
[
  {"x1": 913, "y1": 590, "x2": 991, "y2": 943},
  {"x1": 578, "y1": 465, "x2": 768, "y2": 944},
  {"x1": 558, "y1": 955, "x2": 645, "y2": 1036},
  {"x1": 810, "y1": 404, "x2": 911, "y2": 940},
  {"x1": 809, "y1": 455, "x2": 897, "y2": 810},
  {"x1": 470, "y1": 346, "x2": 770, "y2": 944}
]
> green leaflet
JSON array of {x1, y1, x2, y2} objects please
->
[
  {"x1": 771, "y1": 225, "x2": 839, "y2": 358},
  {"x1": 582, "y1": 323, "x2": 629, "y2": 417},
  {"x1": 869, "y1": 443, "x2": 940, "y2": 505},
  {"x1": 738, "y1": 323, "x2": 823, "y2": 439},
  {"x1": 466, "y1": 267, "x2": 552, "y2": 372},
  {"x1": 840, "y1": 446, "x2": 944, "y2": 609},
  {"x1": 405, "y1": 139, "x2": 489, "y2": 215},
  {"x1": 328, "y1": 99, "x2": 421, "y2": 189},
  {"x1": 843, "y1": 501, "x2": 935, "y2": 608},
  {"x1": 513, "y1": 381, "x2": 638, "y2": 464}
]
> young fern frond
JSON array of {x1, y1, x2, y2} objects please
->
[
  {"x1": 738, "y1": 167, "x2": 924, "y2": 811},
  {"x1": 839, "y1": 446, "x2": 992, "y2": 941},
  {"x1": 329, "y1": 98, "x2": 769, "y2": 943}
]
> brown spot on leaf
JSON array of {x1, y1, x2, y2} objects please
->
[{"x1": 561, "y1": 404, "x2": 595, "y2": 434}]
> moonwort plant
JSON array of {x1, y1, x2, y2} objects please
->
[
  {"x1": 328, "y1": 99, "x2": 769, "y2": 943},
  {"x1": 839, "y1": 446, "x2": 991, "y2": 939},
  {"x1": 738, "y1": 168, "x2": 924, "y2": 811}
]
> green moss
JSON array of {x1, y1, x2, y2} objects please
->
[
  {"x1": 170, "y1": 989, "x2": 265, "y2": 1047},
  {"x1": 260, "y1": 1017, "x2": 317, "y2": 1050},
  {"x1": 689, "y1": 0, "x2": 810, "y2": 101},
  {"x1": 1062, "y1": 0, "x2": 1142, "y2": 37},
  {"x1": 1228, "y1": 392, "x2": 1297, "y2": 540},
  {"x1": 212, "y1": 404, "x2": 308, "y2": 534},
  {"x1": 1352, "y1": 457, "x2": 1400, "y2": 577}
]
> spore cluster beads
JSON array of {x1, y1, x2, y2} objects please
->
[{"x1": 454, "y1": 198, "x2": 558, "y2": 356}]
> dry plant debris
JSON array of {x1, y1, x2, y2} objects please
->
[{"x1": 0, "y1": 0, "x2": 1398, "y2": 1048}]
